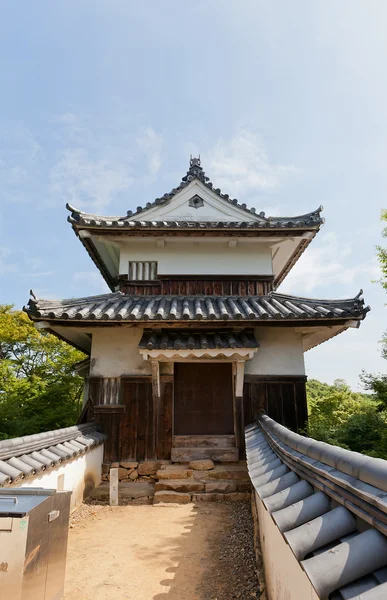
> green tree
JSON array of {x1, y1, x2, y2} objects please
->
[
  {"x1": 306, "y1": 379, "x2": 387, "y2": 459},
  {"x1": 0, "y1": 305, "x2": 86, "y2": 440},
  {"x1": 376, "y1": 209, "x2": 387, "y2": 292}
]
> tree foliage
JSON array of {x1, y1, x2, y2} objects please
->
[
  {"x1": 376, "y1": 208, "x2": 387, "y2": 292},
  {"x1": 306, "y1": 379, "x2": 387, "y2": 459},
  {"x1": 0, "y1": 305, "x2": 86, "y2": 440}
]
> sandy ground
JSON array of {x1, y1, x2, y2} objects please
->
[{"x1": 63, "y1": 501, "x2": 259, "y2": 600}]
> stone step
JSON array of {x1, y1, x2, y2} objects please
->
[
  {"x1": 172, "y1": 435, "x2": 236, "y2": 448},
  {"x1": 155, "y1": 479, "x2": 205, "y2": 493},
  {"x1": 193, "y1": 465, "x2": 249, "y2": 481},
  {"x1": 89, "y1": 481, "x2": 154, "y2": 502},
  {"x1": 192, "y1": 492, "x2": 251, "y2": 502},
  {"x1": 153, "y1": 490, "x2": 191, "y2": 505},
  {"x1": 171, "y1": 446, "x2": 239, "y2": 463},
  {"x1": 204, "y1": 480, "x2": 251, "y2": 494}
]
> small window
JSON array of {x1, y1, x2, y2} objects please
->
[{"x1": 128, "y1": 261, "x2": 158, "y2": 281}]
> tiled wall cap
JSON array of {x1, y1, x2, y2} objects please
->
[
  {"x1": 252, "y1": 463, "x2": 289, "y2": 488},
  {"x1": 263, "y1": 480, "x2": 314, "y2": 514},
  {"x1": 358, "y1": 459, "x2": 387, "y2": 494},
  {"x1": 257, "y1": 471, "x2": 299, "y2": 500},
  {"x1": 272, "y1": 491, "x2": 331, "y2": 533},
  {"x1": 301, "y1": 529, "x2": 387, "y2": 600},
  {"x1": 284, "y1": 506, "x2": 357, "y2": 560},
  {"x1": 348, "y1": 581, "x2": 387, "y2": 600},
  {"x1": 249, "y1": 457, "x2": 282, "y2": 478}
]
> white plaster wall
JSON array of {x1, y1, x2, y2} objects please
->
[
  {"x1": 89, "y1": 326, "x2": 305, "y2": 378},
  {"x1": 254, "y1": 492, "x2": 319, "y2": 600},
  {"x1": 118, "y1": 240, "x2": 273, "y2": 276},
  {"x1": 10, "y1": 445, "x2": 104, "y2": 512},
  {"x1": 90, "y1": 327, "x2": 150, "y2": 377},
  {"x1": 245, "y1": 327, "x2": 305, "y2": 375},
  {"x1": 134, "y1": 179, "x2": 264, "y2": 223}
]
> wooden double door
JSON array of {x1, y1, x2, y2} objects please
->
[{"x1": 173, "y1": 363, "x2": 235, "y2": 435}]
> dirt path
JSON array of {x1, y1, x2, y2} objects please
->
[{"x1": 64, "y1": 501, "x2": 259, "y2": 600}]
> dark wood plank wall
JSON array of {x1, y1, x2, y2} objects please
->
[
  {"x1": 243, "y1": 375, "x2": 308, "y2": 434},
  {"x1": 119, "y1": 277, "x2": 274, "y2": 296},
  {"x1": 88, "y1": 373, "x2": 307, "y2": 462},
  {"x1": 88, "y1": 375, "x2": 173, "y2": 462}
]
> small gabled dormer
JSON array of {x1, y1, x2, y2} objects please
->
[{"x1": 67, "y1": 157, "x2": 324, "y2": 295}]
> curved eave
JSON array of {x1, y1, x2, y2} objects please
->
[
  {"x1": 71, "y1": 223, "x2": 117, "y2": 292},
  {"x1": 25, "y1": 291, "x2": 370, "y2": 324},
  {"x1": 274, "y1": 235, "x2": 315, "y2": 289}
]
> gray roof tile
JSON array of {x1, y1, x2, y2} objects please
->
[
  {"x1": 25, "y1": 290, "x2": 370, "y2": 323},
  {"x1": 245, "y1": 415, "x2": 387, "y2": 599},
  {"x1": 138, "y1": 328, "x2": 259, "y2": 351},
  {"x1": 0, "y1": 422, "x2": 106, "y2": 487}
]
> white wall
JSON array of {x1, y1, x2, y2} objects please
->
[
  {"x1": 10, "y1": 445, "x2": 104, "y2": 512},
  {"x1": 118, "y1": 240, "x2": 273, "y2": 276},
  {"x1": 246, "y1": 327, "x2": 305, "y2": 376},
  {"x1": 90, "y1": 327, "x2": 151, "y2": 377},
  {"x1": 89, "y1": 325, "x2": 305, "y2": 378}
]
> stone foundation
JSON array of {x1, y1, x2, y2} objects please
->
[{"x1": 97, "y1": 460, "x2": 251, "y2": 504}]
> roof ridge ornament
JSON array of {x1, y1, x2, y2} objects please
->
[{"x1": 182, "y1": 155, "x2": 209, "y2": 183}]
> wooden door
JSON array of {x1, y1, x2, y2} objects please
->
[{"x1": 174, "y1": 363, "x2": 234, "y2": 435}]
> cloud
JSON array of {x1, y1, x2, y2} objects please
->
[
  {"x1": 280, "y1": 232, "x2": 380, "y2": 295},
  {"x1": 0, "y1": 124, "x2": 42, "y2": 204},
  {"x1": 0, "y1": 248, "x2": 16, "y2": 275},
  {"x1": 136, "y1": 126, "x2": 164, "y2": 176},
  {"x1": 204, "y1": 131, "x2": 301, "y2": 198},
  {"x1": 72, "y1": 271, "x2": 110, "y2": 294},
  {"x1": 50, "y1": 148, "x2": 133, "y2": 214}
]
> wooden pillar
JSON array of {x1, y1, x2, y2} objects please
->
[
  {"x1": 151, "y1": 361, "x2": 160, "y2": 460},
  {"x1": 234, "y1": 361, "x2": 246, "y2": 457}
]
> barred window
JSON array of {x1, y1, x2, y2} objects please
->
[{"x1": 128, "y1": 261, "x2": 158, "y2": 281}]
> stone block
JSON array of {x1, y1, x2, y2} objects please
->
[
  {"x1": 156, "y1": 467, "x2": 193, "y2": 480},
  {"x1": 155, "y1": 480, "x2": 204, "y2": 493},
  {"x1": 189, "y1": 459, "x2": 215, "y2": 471},
  {"x1": 207, "y1": 468, "x2": 249, "y2": 480},
  {"x1": 89, "y1": 482, "x2": 154, "y2": 501},
  {"x1": 111, "y1": 462, "x2": 120, "y2": 468},
  {"x1": 226, "y1": 493, "x2": 251, "y2": 501},
  {"x1": 129, "y1": 469, "x2": 138, "y2": 480},
  {"x1": 118, "y1": 467, "x2": 129, "y2": 480},
  {"x1": 153, "y1": 491, "x2": 191, "y2": 504},
  {"x1": 205, "y1": 481, "x2": 237, "y2": 494},
  {"x1": 120, "y1": 461, "x2": 138, "y2": 469},
  {"x1": 192, "y1": 493, "x2": 225, "y2": 502},
  {"x1": 138, "y1": 461, "x2": 162, "y2": 476}
]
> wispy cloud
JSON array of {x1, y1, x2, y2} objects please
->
[
  {"x1": 0, "y1": 248, "x2": 16, "y2": 275},
  {"x1": 280, "y1": 232, "x2": 381, "y2": 295},
  {"x1": 50, "y1": 148, "x2": 133, "y2": 214},
  {"x1": 205, "y1": 131, "x2": 301, "y2": 198},
  {"x1": 72, "y1": 271, "x2": 110, "y2": 294},
  {"x1": 136, "y1": 126, "x2": 164, "y2": 176}
]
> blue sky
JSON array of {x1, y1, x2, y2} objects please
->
[{"x1": 0, "y1": 1, "x2": 386, "y2": 389}]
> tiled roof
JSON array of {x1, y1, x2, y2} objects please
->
[
  {"x1": 25, "y1": 291, "x2": 369, "y2": 323},
  {"x1": 246, "y1": 414, "x2": 387, "y2": 600},
  {"x1": 67, "y1": 211, "x2": 324, "y2": 231},
  {"x1": 138, "y1": 329, "x2": 259, "y2": 351},
  {"x1": 0, "y1": 423, "x2": 106, "y2": 487},
  {"x1": 66, "y1": 157, "x2": 324, "y2": 230}
]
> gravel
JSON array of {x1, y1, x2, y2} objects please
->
[{"x1": 197, "y1": 501, "x2": 261, "y2": 599}]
